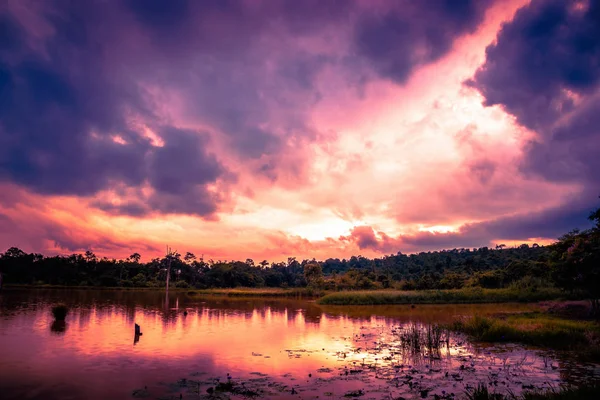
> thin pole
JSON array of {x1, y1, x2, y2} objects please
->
[{"x1": 165, "y1": 246, "x2": 171, "y2": 293}]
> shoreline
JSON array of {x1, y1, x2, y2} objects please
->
[{"x1": 2, "y1": 285, "x2": 584, "y2": 305}]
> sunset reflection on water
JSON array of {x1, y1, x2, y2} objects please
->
[{"x1": 0, "y1": 290, "x2": 593, "y2": 400}]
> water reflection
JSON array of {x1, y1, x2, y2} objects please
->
[
  {"x1": 0, "y1": 289, "x2": 598, "y2": 400},
  {"x1": 50, "y1": 320, "x2": 67, "y2": 335}
]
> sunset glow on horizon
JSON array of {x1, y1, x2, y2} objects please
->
[{"x1": 1, "y1": 0, "x2": 599, "y2": 262}]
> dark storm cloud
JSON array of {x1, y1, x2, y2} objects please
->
[
  {"x1": 0, "y1": 8, "x2": 152, "y2": 196},
  {"x1": 125, "y1": 0, "x2": 191, "y2": 28},
  {"x1": 0, "y1": 5, "x2": 228, "y2": 217},
  {"x1": 0, "y1": 0, "x2": 495, "y2": 217},
  {"x1": 469, "y1": 0, "x2": 600, "y2": 131},
  {"x1": 468, "y1": 0, "x2": 600, "y2": 231},
  {"x1": 468, "y1": 0, "x2": 600, "y2": 182},
  {"x1": 355, "y1": 0, "x2": 493, "y2": 83},
  {"x1": 88, "y1": 127, "x2": 230, "y2": 217}
]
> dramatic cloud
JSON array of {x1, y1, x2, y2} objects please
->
[
  {"x1": 469, "y1": 0, "x2": 600, "y2": 186},
  {"x1": 465, "y1": 0, "x2": 600, "y2": 243},
  {"x1": 355, "y1": 0, "x2": 492, "y2": 83},
  {"x1": 0, "y1": 185, "x2": 160, "y2": 256},
  {"x1": 0, "y1": 0, "x2": 597, "y2": 260},
  {"x1": 343, "y1": 200, "x2": 593, "y2": 256}
]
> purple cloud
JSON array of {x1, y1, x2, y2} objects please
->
[
  {"x1": 0, "y1": 0, "x2": 500, "y2": 218},
  {"x1": 468, "y1": 0, "x2": 600, "y2": 179},
  {"x1": 467, "y1": 0, "x2": 600, "y2": 230},
  {"x1": 355, "y1": 0, "x2": 493, "y2": 83}
]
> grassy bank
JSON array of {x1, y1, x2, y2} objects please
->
[
  {"x1": 6, "y1": 285, "x2": 574, "y2": 303},
  {"x1": 4, "y1": 285, "x2": 325, "y2": 298},
  {"x1": 317, "y1": 287, "x2": 568, "y2": 305},
  {"x1": 451, "y1": 313, "x2": 600, "y2": 360},
  {"x1": 186, "y1": 287, "x2": 325, "y2": 298},
  {"x1": 4, "y1": 284, "x2": 196, "y2": 292}
]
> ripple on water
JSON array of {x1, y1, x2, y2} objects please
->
[
  {"x1": 1, "y1": 292, "x2": 599, "y2": 400},
  {"x1": 156, "y1": 323, "x2": 599, "y2": 399}
]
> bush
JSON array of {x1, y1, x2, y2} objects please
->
[
  {"x1": 146, "y1": 280, "x2": 160, "y2": 288},
  {"x1": 119, "y1": 279, "x2": 133, "y2": 287},
  {"x1": 51, "y1": 304, "x2": 69, "y2": 321},
  {"x1": 131, "y1": 273, "x2": 147, "y2": 287}
]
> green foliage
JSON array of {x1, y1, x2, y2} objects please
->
[
  {"x1": 120, "y1": 279, "x2": 133, "y2": 287},
  {"x1": 549, "y1": 209, "x2": 600, "y2": 314},
  {"x1": 304, "y1": 262, "x2": 324, "y2": 288},
  {"x1": 131, "y1": 273, "x2": 147, "y2": 287}
]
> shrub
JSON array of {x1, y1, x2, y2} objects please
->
[
  {"x1": 51, "y1": 304, "x2": 69, "y2": 321},
  {"x1": 120, "y1": 279, "x2": 133, "y2": 287},
  {"x1": 131, "y1": 273, "x2": 147, "y2": 287}
]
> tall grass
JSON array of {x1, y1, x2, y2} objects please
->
[
  {"x1": 466, "y1": 384, "x2": 504, "y2": 400},
  {"x1": 397, "y1": 323, "x2": 448, "y2": 358},
  {"x1": 317, "y1": 287, "x2": 566, "y2": 305},
  {"x1": 399, "y1": 325, "x2": 422, "y2": 353},
  {"x1": 450, "y1": 313, "x2": 600, "y2": 353}
]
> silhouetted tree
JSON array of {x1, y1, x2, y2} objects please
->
[{"x1": 129, "y1": 253, "x2": 141, "y2": 263}]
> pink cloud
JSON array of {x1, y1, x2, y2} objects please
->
[{"x1": 0, "y1": 0, "x2": 596, "y2": 262}]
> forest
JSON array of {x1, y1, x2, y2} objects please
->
[{"x1": 1, "y1": 206, "x2": 598, "y2": 300}]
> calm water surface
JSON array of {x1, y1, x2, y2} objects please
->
[{"x1": 1, "y1": 289, "x2": 598, "y2": 399}]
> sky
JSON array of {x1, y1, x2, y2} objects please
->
[{"x1": 0, "y1": 0, "x2": 599, "y2": 262}]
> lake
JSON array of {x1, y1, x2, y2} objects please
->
[{"x1": 1, "y1": 289, "x2": 599, "y2": 399}]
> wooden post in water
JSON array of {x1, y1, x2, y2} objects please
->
[{"x1": 134, "y1": 323, "x2": 142, "y2": 345}]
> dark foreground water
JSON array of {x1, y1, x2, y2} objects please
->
[{"x1": 1, "y1": 289, "x2": 599, "y2": 400}]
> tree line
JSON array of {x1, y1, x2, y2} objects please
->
[{"x1": 1, "y1": 204, "x2": 598, "y2": 304}]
